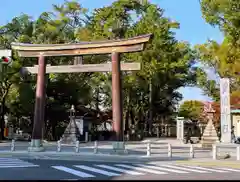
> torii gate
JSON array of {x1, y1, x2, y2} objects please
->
[{"x1": 11, "y1": 34, "x2": 152, "y2": 151}]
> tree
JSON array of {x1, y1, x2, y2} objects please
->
[
  {"x1": 196, "y1": 0, "x2": 240, "y2": 101},
  {"x1": 178, "y1": 100, "x2": 204, "y2": 122},
  {"x1": 0, "y1": 58, "x2": 22, "y2": 140},
  {"x1": 200, "y1": 0, "x2": 240, "y2": 45},
  {"x1": 89, "y1": 0, "x2": 197, "y2": 135}
]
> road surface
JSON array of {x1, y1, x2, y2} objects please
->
[{"x1": 1, "y1": 157, "x2": 240, "y2": 180}]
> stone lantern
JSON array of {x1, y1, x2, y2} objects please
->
[{"x1": 201, "y1": 103, "x2": 219, "y2": 148}]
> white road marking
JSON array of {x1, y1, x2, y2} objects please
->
[
  {"x1": 0, "y1": 158, "x2": 38, "y2": 168},
  {"x1": 62, "y1": 179, "x2": 79, "y2": 181},
  {"x1": 52, "y1": 166, "x2": 95, "y2": 178},
  {"x1": 215, "y1": 168, "x2": 240, "y2": 172},
  {"x1": 115, "y1": 164, "x2": 167, "y2": 174},
  {"x1": 137, "y1": 164, "x2": 189, "y2": 174},
  {"x1": 0, "y1": 165, "x2": 38, "y2": 168},
  {"x1": 176, "y1": 165, "x2": 230, "y2": 173},
  {"x1": 0, "y1": 158, "x2": 23, "y2": 161},
  {"x1": 159, "y1": 164, "x2": 210, "y2": 173},
  {"x1": 75, "y1": 165, "x2": 120, "y2": 176},
  {"x1": 96, "y1": 164, "x2": 144, "y2": 175}
]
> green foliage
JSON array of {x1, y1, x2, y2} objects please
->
[
  {"x1": 195, "y1": 0, "x2": 240, "y2": 101},
  {"x1": 178, "y1": 100, "x2": 204, "y2": 122},
  {"x1": 200, "y1": 0, "x2": 240, "y2": 44}
]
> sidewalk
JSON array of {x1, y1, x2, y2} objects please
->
[{"x1": 0, "y1": 150, "x2": 191, "y2": 162}]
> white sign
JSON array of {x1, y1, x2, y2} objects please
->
[
  {"x1": 75, "y1": 118, "x2": 83, "y2": 135},
  {"x1": 0, "y1": 50, "x2": 12, "y2": 65},
  {"x1": 0, "y1": 50, "x2": 11, "y2": 57},
  {"x1": 220, "y1": 78, "x2": 231, "y2": 143},
  {"x1": 176, "y1": 117, "x2": 184, "y2": 140}
]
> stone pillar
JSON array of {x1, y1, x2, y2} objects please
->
[
  {"x1": 157, "y1": 126, "x2": 160, "y2": 138},
  {"x1": 168, "y1": 125, "x2": 171, "y2": 136},
  {"x1": 220, "y1": 78, "x2": 231, "y2": 143},
  {"x1": 111, "y1": 52, "x2": 123, "y2": 141},
  {"x1": 165, "y1": 124, "x2": 168, "y2": 136},
  {"x1": 29, "y1": 56, "x2": 46, "y2": 152},
  {"x1": 177, "y1": 117, "x2": 184, "y2": 140}
]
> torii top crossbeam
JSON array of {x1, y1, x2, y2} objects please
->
[{"x1": 11, "y1": 34, "x2": 152, "y2": 57}]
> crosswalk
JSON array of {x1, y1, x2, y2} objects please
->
[
  {"x1": 51, "y1": 163, "x2": 240, "y2": 179},
  {"x1": 0, "y1": 158, "x2": 39, "y2": 168}
]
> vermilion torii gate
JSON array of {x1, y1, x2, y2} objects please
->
[{"x1": 11, "y1": 34, "x2": 151, "y2": 151}]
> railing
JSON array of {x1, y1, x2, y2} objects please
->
[
  {"x1": 56, "y1": 140, "x2": 98, "y2": 154},
  {"x1": 143, "y1": 141, "x2": 195, "y2": 158},
  {"x1": 8, "y1": 139, "x2": 198, "y2": 158},
  {"x1": 212, "y1": 144, "x2": 240, "y2": 160}
]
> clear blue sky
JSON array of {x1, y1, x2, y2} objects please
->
[{"x1": 0, "y1": 0, "x2": 223, "y2": 103}]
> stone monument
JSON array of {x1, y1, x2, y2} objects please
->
[
  {"x1": 201, "y1": 103, "x2": 219, "y2": 148},
  {"x1": 176, "y1": 117, "x2": 184, "y2": 141},
  {"x1": 61, "y1": 105, "x2": 82, "y2": 144},
  {"x1": 220, "y1": 78, "x2": 231, "y2": 143}
]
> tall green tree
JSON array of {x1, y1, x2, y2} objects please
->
[
  {"x1": 89, "y1": 0, "x2": 197, "y2": 134},
  {"x1": 196, "y1": 0, "x2": 240, "y2": 101}
]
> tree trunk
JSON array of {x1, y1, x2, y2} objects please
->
[
  {"x1": 124, "y1": 91, "x2": 130, "y2": 133},
  {"x1": 51, "y1": 121, "x2": 57, "y2": 140},
  {"x1": 148, "y1": 79, "x2": 153, "y2": 135},
  {"x1": 95, "y1": 87, "x2": 100, "y2": 112},
  {"x1": 130, "y1": 109, "x2": 134, "y2": 126}
]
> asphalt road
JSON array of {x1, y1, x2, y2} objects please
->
[{"x1": 1, "y1": 158, "x2": 240, "y2": 180}]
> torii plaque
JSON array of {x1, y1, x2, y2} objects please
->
[{"x1": 11, "y1": 34, "x2": 152, "y2": 151}]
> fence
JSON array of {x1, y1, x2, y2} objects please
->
[
  {"x1": 6, "y1": 139, "x2": 201, "y2": 159},
  {"x1": 124, "y1": 141, "x2": 196, "y2": 158},
  {"x1": 212, "y1": 144, "x2": 240, "y2": 160}
]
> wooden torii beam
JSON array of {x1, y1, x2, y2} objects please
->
[
  {"x1": 11, "y1": 34, "x2": 152, "y2": 151},
  {"x1": 23, "y1": 63, "x2": 141, "y2": 74},
  {"x1": 11, "y1": 34, "x2": 151, "y2": 57}
]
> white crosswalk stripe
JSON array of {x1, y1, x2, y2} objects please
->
[
  {"x1": 51, "y1": 163, "x2": 240, "y2": 179},
  {"x1": 136, "y1": 164, "x2": 189, "y2": 174},
  {"x1": 115, "y1": 164, "x2": 167, "y2": 174},
  {"x1": 52, "y1": 166, "x2": 95, "y2": 178},
  {"x1": 0, "y1": 158, "x2": 38, "y2": 168},
  {"x1": 159, "y1": 164, "x2": 210, "y2": 173},
  {"x1": 216, "y1": 168, "x2": 240, "y2": 172},
  {"x1": 95, "y1": 164, "x2": 144, "y2": 175},
  {"x1": 74, "y1": 165, "x2": 120, "y2": 176},
  {"x1": 176, "y1": 165, "x2": 229, "y2": 173}
]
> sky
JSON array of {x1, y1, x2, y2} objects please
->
[{"x1": 0, "y1": 0, "x2": 224, "y2": 103}]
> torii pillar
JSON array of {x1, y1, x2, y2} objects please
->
[
  {"x1": 29, "y1": 55, "x2": 46, "y2": 151},
  {"x1": 112, "y1": 52, "x2": 123, "y2": 141}
]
